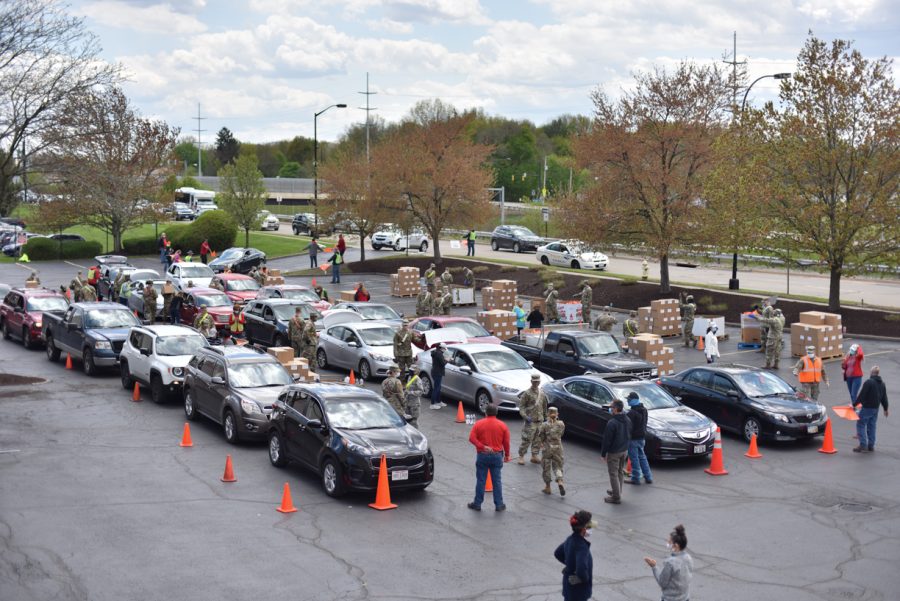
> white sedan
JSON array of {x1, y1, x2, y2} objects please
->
[
  {"x1": 537, "y1": 241, "x2": 609, "y2": 270},
  {"x1": 165, "y1": 262, "x2": 214, "y2": 290}
]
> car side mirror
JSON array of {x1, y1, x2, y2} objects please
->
[
  {"x1": 306, "y1": 419, "x2": 324, "y2": 431},
  {"x1": 210, "y1": 376, "x2": 225, "y2": 385},
  {"x1": 460, "y1": 366, "x2": 472, "y2": 375},
  {"x1": 13, "y1": 306, "x2": 23, "y2": 313},
  {"x1": 399, "y1": 312, "x2": 405, "y2": 318},
  {"x1": 565, "y1": 350, "x2": 575, "y2": 358},
  {"x1": 675, "y1": 396, "x2": 683, "y2": 402},
  {"x1": 726, "y1": 390, "x2": 740, "y2": 399},
  {"x1": 66, "y1": 322, "x2": 76, "y2": 330},
  {"x1": 139, "y1": 348, "x2": 150, "y2": 356},
  {"x1": 347, "y1": 341, "x2": 359, "y2": 348}
]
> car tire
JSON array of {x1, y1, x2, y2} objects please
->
[
  {"x1": 223, "y1": 409, "x2": 239, "y2": 444},
  {"x1": 571, "y1": 260, "x2": 581, "y2": 269},
  {"x1": 46, "y1": 335, "x2": 60, "y2": 362},
  {"x1": 293, "y1": 227, "x2": 300, "y2": 235},
  {"x1": 393, "y1": 243, "x2": 402, "y2": 252},
  {"x1": 317, "y1": 348, "x2": 328, "y2": 369},
  {"x1": 742, "y1": 416, "x2": 762, "y2": 443},
  {"x1": 184, "y1": 389, "x2": 197, "y2": 420},
  {"x1": 358, "y1": 359, "x2": 372, "y2": 381},
  {"x1": 540, "y1": 255, "x2": 550, "y2": 265},
  {"x1": 2, "y1": 318, "x2": 10, "y2": 340},
  {"x1": 22, "y1": 326, "x2": 34, "y2": 350},
  {"x1": 82, "y1": 348, "x2": 96, "y2": 377},
  {"x1": 476, "y1": 389, "x2": 492, "y2": 414},
  {"x1": 419, "y1": 240, "x2": 428, "y2": 252},
  {"x1": 150, "y1": 373, "x2": 166, "y2": 404},
  {"x1": 419, "y1": 373, "x2": 433, "y2": 398},
  {"x1": 372, "y1": 244, "x2": 382, "y2": 250},
  {"x1": 491, "y1": 240, "x2": 499, "y2": 251},
  {"x1": 269, "y1": 431, "x2": 288, "y2": 467},
  {"x1": 120, "y1": 361, "x2": 132, "y2": 389},
  {"x1": 513, "y1": 242, "x2": 521, "y2": 253},
  {"x1": 321, "y1": 457, "x2": 345, "y2": 497}
]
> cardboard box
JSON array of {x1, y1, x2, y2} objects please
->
[
  {"x1": 340, "y1": 290, "x2": 356, "y2": 301},
  {"x1": 265, "y1": 276, "x2": 285, "y2": 286},
  {"x1": 268, "y1": 268, "x2": 281, "y2": 277},
  {"x1": 798, "y1": 311, "x2": 828, "y2": 326},
  {"x1": 267, "y1": 346, "x2": 294, "y2": 364},
  {"x1": 656, "y1": 346, "x2": 676, "y2": 375},
  {"x1": 627, "y1": 334, "x2": 664, "y2": 359},
  {"x1": 476, "y1": 309, "x2": 517, "y2": 339},
  {"x1": 25, "y1": 280, "x2": 40, "y2": 289},
  {"x1": 791, "y1": 323, "x2": 842, "y2": 358}
]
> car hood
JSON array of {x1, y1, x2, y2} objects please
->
[
  {"x1": 86, "y1": 327, "x2": 131, "y2": 341},
  {"x1": 582, "y1": 354, "x2": 655, "y2": 372},
  {"x1": 479, "y1": 368, "x2": 552, "y2": 391},
  {"x1": 517, "y1": 236, "x2": 543, "y2": 243},
  {"x1": 227, "y1": 291, "x2": 258, "y2": 302},
  {"x1": 337, "y1": 425, "x2": 426, "y2": 455},
  {"x1": 649, "y1": 406, "x2": 711, "y2": 430},
  {"x1": 183, "y1": 277, "x2": 213, "y2": 288},
  {"x1": 238, "y1": 386, "x2": 286, "y2": 409},
  {"x1": 749, "y1": 394, "x2": 822, "y2": 413},
  {"x1": 156, "y1": 355, "x2": 194, "y2": 368},
  {"x1": 363, "y1": 344, "x2": 395, "y2": 358}
]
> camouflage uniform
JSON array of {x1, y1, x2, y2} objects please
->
[
  {"x1": 463, "y1": 267, "x2": 474, "y2": 288},
  {"x1": 518, "y1": 385, "x2": 548, "y2": 462},
  {"x1": 424, "y1": 265, "x2": 437, "y2": 290},
  {"x1": 393, "y1": 328, "x2": 414, "y2": 374},
  {"x1": 792, "y1": 354, "x2": 829, "y2": 400},
  {"x1": 539, "y1": 414, "x2": 566, "y2": 495},
  {"x1": 439, "y1": 287, "x2": 452, "y2": 316},
  {"x1": 112, "y1": 272, "x2": 125, "y2": 301},
  {"x1": 162, "y1": 289, "x2": 174, "y2": 323},
  {"x1": 623, "y1": 313, "x2": 639, "y2": 338},
  {"x1": 193, "y1": 311, "x2": 215, "y2": 335},
  {"x1": 440, "y1": 269, "x2": 453, "y2": 287},
  {"x1": 759, "y1": 310, "x2": 785, "y2": 369},
  {"x1": 579, "y1": 284, "x2": 593, "y2": 324},
  {"x1": 70, "y1": 277, "x2": 84, "y2": 302},
  {"x1": 545, "y1": 286, "x2": 559, "y2": 323},
  {"x1": 382, "y1": 374, "x2": 406, "y2": 416},
  {"x1": 415, "y1": 290, "x2": 430, "y2": 317},
  {"x1": 80, "y1": 283, "x2": 97, "y2": 302},
  {"x1": 593, "y1": 308, "x2": 616, "y2": 332},
  {"x1": 404, "y1": 373, "x2": 424, "y2": 428},
  {"x1": 682, "y1": 299, "x2": 696, "y2": 347},
  {"x1": 142, "y1": 283, "x2": 157, "y2": 324},
  {"x1": 288, "y1": 314, "x2": 305, "y2": 358},
  {"x1": 301, "y1": 318, "x2": 318, "y2": 370},
  {"x1": 759, "y1": 304, "x2": 773, "y2": 352}
]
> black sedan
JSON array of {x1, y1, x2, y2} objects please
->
[
  {"x1": 659, "y1": 365, "x2": 827, "y2": 443},
  {"x1": 268, "y1": 383, "x2": 434, "y2": 497},
  {"x1": 543, "y1": 374, "x2": 715, "y2": 460},
  {"x1": 242, "y1": 298, "x2": 323, "y2": 347},
  {"x1": 489, "y1": 225, "x2": 544, "y2": 253},
  {"x1": 208, "y1": 247, "x2": 266, "y2": 274}
]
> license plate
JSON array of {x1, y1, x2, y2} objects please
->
[
  {"x1": 807, "y1": 426, "x2": 818, "y2": 434},
  {"x1": 391, "y1": 470, "x2": 409, "y2": 481},
  {"x1": 694, "y1": 445, "x2": 706, "y2": 454}
]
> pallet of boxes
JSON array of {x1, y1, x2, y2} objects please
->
[
  {"x1": 636, "y1": 299, "x2": 681, "y2": 337},
  {"x1": 266, "y1": 346, "x2": 317, "y2": 382},
  {"x1": 481, "y1": 279, "x2": 516, "y2": 311},
  {"x1": 265, "y1": 269, "x2": 285, "y2": 286},
  {"x1": 791, "y1": 311, "x2": 843, "y2": 358},
  {"x1": 391, "y1": 267, "x2": 419, "y2": 297},
  {"x1": 476, "y1": 309, "x2": 517, "y2": 340},
  {"x1": 626, "y1": 333, "x2": 676, "y2": 375}
]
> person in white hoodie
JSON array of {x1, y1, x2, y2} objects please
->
[{"x1": 704, "y1": 323, "x2": 720, "y2": 364}]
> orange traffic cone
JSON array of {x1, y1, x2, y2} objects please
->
[
  {"x1": 485, "y1": 470, "x2": 493, "y2": 492},
  {"x1": 132, "y1": 381, "x2": 141, "y2": 402},
  {"x1": 697, "y1": 335, "x2": 704, "y2": 351},
  {"x1": 65, "y1": 353, "x2": 73, "y2": 369},
  {"x1": 276, "y1": 482, "x2": 298, "y2": 513},
  {"x1": 704, "y1": 427, "x2": 728, "y2": 475},
  {"x1": 221, "y1": 455, "x2": 237, "y2": 482},
  {"x1": 455, "y1": 402, "x2": 465, "y2": 423},
  {"x1": 179, "y1": 422, "x2": 193, "y2": 447},
  {"x1": 744, "y1": 433, "x2": 762, "y2": 458},
  {"x1": 818, "y1": 418, "x2": 837, "y2": 454},
  {"x1": 349, "y1": 370, "x2": 356, "y2": 384},
  {"x1": 369, "y1": 454, "x2": 398, "y2": 511}
]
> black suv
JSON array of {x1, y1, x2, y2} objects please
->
[
  {"x1": 268, "y1": 383, "x2": 434, "y2": 497},
  {"x1": 208, "y1": 247, "x2": 267, "y2": 274},
  {"x1": 183, "y1": 346, "x2": 293, "y2": 443},
  {"x1": 490, "y1": 225, "x2": 544, "y2": 253},
  {"x1": 242, "y1": 298, "x2": 323, "y2": 347}
]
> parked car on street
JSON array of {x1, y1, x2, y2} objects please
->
[
  {"x1": 329, "y1": 302, "x2": 404, "y2": 326},
  {"x1": 1, "y1": 287, "x2": 69, "y2": 349},
  {"x1": 257, "y1": 284, "x2": 332, "y2": 312},
  {"x1": 174, "y1": 204, "x2": 196, "y2": 221},
  {"x1": 210, "y1": 273, "x2": 261, "y2": 306},
  {"x1": 409, "y1": 316, "x2": 501, "y2": 349},
  {"x1": 536, "y1": 240, "x2": 608, "y2": 270},
  {"x1": 43, "y1": 302, "x2": 141, "y2": 376},
  {"x1": 242, "y1": 299, "x2": 323, "y2": 348},
  {"x1": 490, "y1": 225, "x2": 544, "y2": 253},
  {"x1": 258, "y1": 211, "x2": 280, "y2": 231},
  {"x1": 208, "y1": 247, "x2": 266, "y2": 275},
  {"x1": 317, "y1": 317, "x2": 409, "y2": 381},
  {"x1": 166, "y1": 262, "x2": 215, "y2": 290},
  {"x1": 177, "y1": 288, "x2": 233, "y2": 331},
  {"x1": 268, "y1": 383, "x2": 434, "y2": 497},
  {"x1": 2, "y1": 232, "x2": 44, "y2": 256},
  {"x1": 370, "y1": 227, "x2": 429, "y2": 252},
  {"x1": 291, "y1": 213, "x2": 318, "y2": 235},
  {"x1": 119, "y1": 325, "x2": 208, "y2": 403}
]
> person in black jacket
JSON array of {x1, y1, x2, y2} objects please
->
[
  {"x1": 527, "y1": 307, "x2": 544, "y2": 329},
  {"x1": 600, "y1": 399, "x2": 630, "y2": 504},
  {"x1": 554, "y1": 510, "x2": 596, "y2": 601},
  {"x1": 429, "y1": 343, "x2": 448, "y2": 410},
  {"x1": 626, "y1": 392, "x2": 653, "y2": 485},
  {"x1": 853, "y1": 366, "x2": 889, "y2": 452}
]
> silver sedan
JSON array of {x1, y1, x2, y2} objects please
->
[
  {"x1": 316, "y1": 321, "x2": 411, "y2": 381},
  {"x1": 414, "y1": 343, "x2": 552, "y2": 413}
]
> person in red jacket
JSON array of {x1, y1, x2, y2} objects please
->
[
  {"x1": 199, "y1": 239, "x2": 211, "y2": 264},
  {"x1": 354, "y1": 282, "x2": 370, "y2": 302},
  {"x1": 841, "y1": 343, "x2": 865, "y2": 405},
  {"x1": 467, "y1": 403, "x2": 510, "y2": 512},
  {"x1": 337, "y1": 234, "x2": 347, "y2": 257}
]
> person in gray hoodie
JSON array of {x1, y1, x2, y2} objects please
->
[
  {"x1": 644, "y1": 524, "x2": 693, "y2": 601},
  {"x1": 600, "y1": 399, "x2": 630, "y2": 504}
]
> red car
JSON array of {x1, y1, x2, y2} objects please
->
[
  {"x1": 178, "y1": 287, "x2": 234, "y2": 331},
  {"x1": 256, "y1": 284, "x2": 332, "y2": 313},
  {"x1": 210, "y1": 273, "x2": 260, "y2": 306},
  {"x1": 1, "y1": 287, "x2": 70, "y2": 349},
  {"x1": 409, "y1": 316, "x2": 502, "y2": 350}
]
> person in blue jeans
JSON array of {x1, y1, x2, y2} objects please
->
[
  {"x1": 853, "y1": 366, "x2": 889, "y2": 453},
  {"x1": 467, "y1": 403, "x2": 510, "y2": 511},
  {"x1": 429, "y1": 343, "x2": 448, "y2": 409},
  {"x1": 625, "y1": 392, "x2": 653, "y2": 484}
]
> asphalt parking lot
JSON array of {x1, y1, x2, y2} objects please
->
[{"x1": 1, "y1": 268, "x2": 899, "y2": 601}]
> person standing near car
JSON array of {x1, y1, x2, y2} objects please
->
[
  {"x1": 704, "y1": 323, "x2": 720, "y2": 364},
  {"x1": 644, "y1": 525, "x2": 693, "y2": 601},
  {"x1": 467, "y1": 403, "x2": 510, "y2": 512},
  {"x1": 301, "y1": 313, "x2": 319, "y2": 371},
  {"x1": 393, "y1": 321, "x2": 414, "y2": 374},
  {"x1": 841, "y1": 344, "x2": 865, "y2": 405},
  {"x1": 328, "y1": 250, "x2": 343, "y2": 284},
  {"x1": 554, "y1": 510, "x2": 595, "y2": 601},
  {"x1": 853, "y1": 366, "x2": 889, "y2": 453},
  {"x1": 404, "y1": 368, "x2": 425, "y2": 428},
  {"x1": 429, "y1": 343, "x2": 448, "y2": 410},
  {"x1": 759, "y1": 308, "x2": 785, "y2": 369},
  {"x1": 193, "y1": 304, "x2": 215, "y2": 337},
  {"x1": 623, "y1": 310, "x2": 639, "y2": 339},
  {"x1": 228, "y1": 305, "x2": 245, "y2": 340},
  {"x1": 382, "y1": 365, "x2": 407, "y2": 416},
  {"x1": 600, "y1": 399, "x2": 630, "y2": 504},
  {"x1": 545, "y1": 284, "x2": 559, "y2": 324},
  {"x1": 306, "y1": 237, "x2": 321, "y2": 268},
  {"x1": 288, "y1": 307, "x2": 305, "y2": 358},
  {"x1": 792, "y1": 345, "x2": 829, "y2": 400},
  {"x1": 513, "y1": 300, "x2": 527, "y2": 338},
  {"x1": 625, "y1": 392, "x2": 653, "y2": 485},
  {"x1": 199, "y1": 239, "x2": 211, "y2": 264},
  {"x1": 354, "y1": 282, "x2": 371, "y2": 302},
  {"x1": 142, "y1": 280, "x2": 157, "y2": 325},
  {"x1": 539, "y1": 406, "x2": 566, "y2": 496},
  {"x1": 518, "y1": 374, "x2": 548, "y2": 465},
  {"x1": 577, "y1": 281, "x2": 592, "y2": 324},
  {"x1": 169, "y1": 289, "x2": 183, "y2": 324},
  {"x1": 527, "y1": 304, "x2": 545, "y2": 330}
]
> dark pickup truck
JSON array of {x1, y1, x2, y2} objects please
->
[
  {"x1": 43, "y1": 301, "x2": 141, "y2": 376},
  {"x1": 501, "y1": 329, "x2": 658, "y2": 380}
]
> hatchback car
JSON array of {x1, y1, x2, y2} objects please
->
[
  {"x1": 409, "y1": 316, "x2": 501, "y2": 349},
  {"x1": 660, "y1": 365, "x2": 828, "y2": 442},
  {"x1": 183, "y1": 346, "x2": 293, "y2": 443},
  {"x1": 210, "y1": 273, "x2": 261, "y2": 306},
  {"x1": 317, "y1": 319, "x2": 408, "y2": 381},
  {"x1": 119, "y1": 325, "x2": 208, "y2": 403},
  {"x1": 330, "y1": 302, "x2": 404, "y2": 326},
  {"x1": 1, "y1": 287, "x2": 69, "y2": 349},
  {"x1": 268, "y1": 383, "x2": 434, "y2": 497},
  {"x1": 543, "y1": 374, "x2": 714, "y2": 460},
  {"x1": 537, "y1": 240, "x2": 609, "y2": 270},
  {"x1": 242, "y1": 299, "x2": 323, "y2": 347},
  {"x1": 490, "y1": 225, "x2": 543, "y2": 253},
  {"x1": 166, "y1": 262, "x2": 215, "y2": 290},
  {"x1": 208, "y1": 247, "x2": 267, "y2": 275},
  {"x1": 257, "y1": 284, "x2": 332, "y2": 312},
  {"x1": 177, "y1": 288, "x2": 234, "y2": 331}
]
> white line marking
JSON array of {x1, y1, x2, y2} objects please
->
[
  {"x1": 0, "y1": 449, "x2": 21, "y2": 454},
  {"x1": 64, "y1": 260, "x2": 88, "y2": 270}
]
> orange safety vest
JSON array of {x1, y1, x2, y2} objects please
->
[
  {"x1": 229, "y1": 313, "x2": 245, "y2": 334},
  {"x1": 798, "y1": 356, "x2": 823, "y2": 383}
]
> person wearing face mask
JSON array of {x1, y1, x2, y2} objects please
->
[
  {"x1": 554, "y1": 510, "x2": 596, "y2": 601},
  {"x1": 841, "y1": 344, "x2": 865, "y2": 405},
  {"x1": 792, "y1": 345, "x2": 829, "y2": 401},
  {"x1": 704, "y1": 323, "x2": 720, "y2": 364},
  {"x1": 538, "y1": 406, "x2": 566, "y2": 495},
  {"x1": 644, "y1": 524, "x2": 693, "y2": 601}
]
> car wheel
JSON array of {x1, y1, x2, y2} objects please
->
[
  {"x1": 540, "y1": 255, "x2": 550, "y2": 265},
  {"x1": 293, "y1": 227, "x2": 300, "y2": 235},
  {"x1": 150, "y1": 374, "x2": 166, "y2": 404},
  {"x1": 420, "y1": 373, "x2": 433, "y2": 397},
  {"x1": 120, "y1": 361, "x2": 132, "y2": 389},
  {"x1": 317, "y1": 348, "x2": 328, "y2": 369},
  {"x1": 743, "y1": 416, "x2": 762, "y2": 443},
  {"x1": 321, "y1": 457, "x2": 345, "y2": 497},
  {"x1": 46, "y1": 335, "x2": 60, "y2": 361},
  {"x1": 83, "y1": 349, "x2": 96, "y2": 377},
  {"x1": 513, "y1": 242, "x2": 521, "y2": 253},
  {"x1": 419, "y1": 240, "x2": 428, "y2": 252},
  {"x1": 393, "y1": 243, "x2": 403, "y2": 251},
  {"x1": 571, "y1": 260, "x2": 581, "y2": 269},
  {"x1": 2, "y1": 319, "x2": 9, "y2": 340},
  {"x1": 269, "y1": 431, "x2": 288, "y2": 467},
  {"x1": 372, "y1": 244, "x2": 382, "y2": 250},
  {"x1": 358, "y1": 360, "x2": 371, "y2": 381},
  {"x1": 491, "y1": 240, "x2": 499, "y2": 251},
  {"x1": 184, "y1": 389, "x2": 197, "y2": 420},
  {"x1": 476, "y1": 389, "x2": 492, "y2": 414},
  {"x1": 223, "y1": 409, "x2": 239, "y2": 444},
  {"x1": 22, "y1": 326, "x2": 34, "y2": 350}
]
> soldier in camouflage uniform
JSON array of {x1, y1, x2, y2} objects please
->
[
  {"x1": 463, "y1": 266, "x2": 474, "y2": 288},
  {"x1": 758, "y1": 308, "x2": 785, "y2": 369},
  {"x1": 759, "y1": 300, "x2": 773, "y2": 352},
  {"x1": 162, "y1": 286, "x2": 174, "y2": 323},
  {"x1": 439, "y1": 286, "x2": 452, "y2": 316},
  {"x1": 424, "y1": 263, "x2": 437, "y2": 290},
  {"x1": 441, "y1": 267, "x2": 453, "y2": 287},
  {"x1": 593, "y1": 307, "x2": 616, "y2": 332},
  {"x1": 578, "y1": 281, "x2": 592, "y2": 324},
  {"x1": 301, "y1": 313, "x2": 319, "y2": 371},
  {"x1": 539, "y1": 406, "x2": 566, "y2": 496},
  {"x1": 623, "y1": 310, "x2": 639, "y2": 339},
  {"x1": 681, "y1": 294, "x2": 697, "y2": 348},
  {"x1": 288, "y1": 307, "x2": 305, "y2": 358},
  {"x1": 70, "y1": 272, "x2": 84, "y2": 301},
  {"x1": 393, "y1": 321, "x2": 414, "y2": 374},
  {"x1": 80, "y1": 279, "x2": 98, "y2": 302},
  {"x1": 403, "y1": 368, "x2": 425, "y2": 428},
  {"x1": 545, "y1": 284, "x2": 559, "y2": 324},
  {"x1": 193, "y1": 304, "x2": 216, "y2": 337},
  {"x1": 416, "y1": 288, "x2": 433, "y2": 317},
  {"x1": 382, "y1": 365, "x2": 406, "y2": 416},
  {"x1": 518, "y1": 373, "x2": 548, "y2": 464},
  {"x1": 142, "y1": 280, "x2": 157, "y2": 324}
]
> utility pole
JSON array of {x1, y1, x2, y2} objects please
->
[
  {"x1": 541, "y1": 156, "x2": 548, "y2": 201},
  {"x1": 357, "y1": 72, "x2": 378, "y2": 162},
  {"x1": 722, "y1": 31, "x2": 747, "y2": 117},
  {"x1": 194, "y1": 103, "x2": 206, "y2": 177}
]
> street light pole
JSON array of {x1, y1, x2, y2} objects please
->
[
  {"x1": 313, "y1": 103, "x2": 348, "y2": 234},
  {"x1": 729, "y1": 72, "x2": 791, "y2": 290}
]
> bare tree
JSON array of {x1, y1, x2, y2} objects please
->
[
  {"x1": 0, "y1": 0, "x2": 120, "y2": 216},
  {"x1": 217, "y1": 154, "x2": 267, "y2": 248}
]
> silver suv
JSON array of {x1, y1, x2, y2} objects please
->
[
  {"x1": 119, "y1": 325, "x2": 208, "y2": 403},
  {"x1": 371, "y1": 227, "x2": 429, "y2": 252}
]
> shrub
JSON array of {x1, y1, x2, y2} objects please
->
[
  {"x1": 883, "y1": 313, "x2": 900, "y2": 322},
  {"x1": 23, "y1": 238, "x2": 103, "y2": 260},
  {"x1": 472, "y1": 265, "x2": 489, "y2": 274},
  {"x1": 620, "y1": 277, "x2": 638, "y2": 286},
  {"x1": 122, "y1": 224, "x2": 188, "y2": 256},
  {"x1": 707, "y1": 303, "x2": 729, "y2": 313},
  {"x1": 171, "y1": 210, "x2": 237, "y2": 254},
  {"x1": 697, "y1": 295, "x2": 714, "y2": 306},
  {"x1": 500, "y1": 265, "x2": 519, "y2": 272},
  {"x1": 448, "y1": 266, "x2": 465, "y2": 274}
]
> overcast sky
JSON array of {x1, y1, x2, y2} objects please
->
[{"x1": 68, "y1": 0, "x2": 898, "y2": 144}]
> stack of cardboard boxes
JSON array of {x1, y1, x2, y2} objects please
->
[
  {"x1": 481, "y1": 279, "x2": 517, "y2": 311},
  {"x1": 390, "y1": 267, "x2": 420, "y2": 297},
  {"x1": 791, "y1": 311, "x2": 843, "y2": 358},
  {"x1": 266, "y1": 346, "x2": 316, "y2": 381},
  {"x1": 339, "y1": 290, "x2": 356, "y2": 301},
  {"x1": 476, "y1": 309, "x2": 517, "y2": 340},
  {"x1": 626, "y1": 333, "x2": 676, "y2": 375},
  {"x1": 636, "y1": 299, "x2": 681, "y2": 337},
  {"x1": 741, "y1": 312, "x2": 762, "y2": 344},
  {"x1": 265, "y1": 268, "x2": 285, "y2": 286},
  {"x1": 25, "y1": 280, "x2": 40, "y2": 289}
]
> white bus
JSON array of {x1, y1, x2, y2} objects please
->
[{"x1": 174, "y1": 187, "x2": 217, "y2": 213}]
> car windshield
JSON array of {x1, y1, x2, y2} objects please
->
[
  {"x1": 272, "y1": 304, "x2": 320, "y2": 321},
  {"x1": 358, "y1": 327, "x2": 396, "y2": 346},
  {"x1": 218, "y1": 248, "x2": 243, "y2": 260},
  {"x1": 84, "y1": 309, "x2": 139, "y2": 329},
  {"x1": 228, "y1": 362, "x2": 291, "y2": 388},
  {"x1": 447, "y1": 321, "x2": 491, "y2": 338},
  {"x1": 325, "y1": 397, "x2": 406, "y2": 429},
  {"x1": 280, "y1": 288, "x2": 320, "y2": 302},
  {"x1": 26, "y1": 296, "x2": 69, "y2": 312},
  {"x1": 147, "y1": 283, "x2": 165, "y2": 294},
  {"x1": 471, "y1": 349, "x2": 530, "y2": 372},
  {"x1": 732, "y1": 371, "x2": 795, "y2": 397},
  {"x1": 577, "y1": 334, "x2": 620, "y2": 356},
  {"x1": 156, "y1": 334, "x2": 207, "y2": 356},
  {"x1": 510, "y1": 227, "x2": 536, "y2": 237},
  {"x1": 195, "y1": 294, "x2": 231, "y2": 307},
  {"x1": 356, "y1": 305, "x2": 400, "y2": 320},
  {"x1": 225, "y1": 278, "x2": 260, "y2": 292},
  {"x1": 609, "y1": 383, "x2": 679, "y2": 409},
  {"x1": 179, "y1": 264, "x2": 213, "y2": 277}
]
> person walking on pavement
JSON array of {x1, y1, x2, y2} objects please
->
[
  {"x1": 680, "y1": 293, "x2": 696, "y2": 348},
  {"x1": 853, "y1": 366, "x2": 889, "y2": 453},
  {"x1": 465, "y1": 229, "x2": 477, "y2": 256},
  {"x1": 393, "y1": 320, "x2": 414, "y2": 374},
  {"x1": 354, "y1": 282, "x2": 371, "y2": 302},
  {"x1": 199, "y1": 238, "x2": 211, "y2": 264},
  {"x1": 288, "y1": 307, "x2": 305, "y2": 358},
  {"x1": 527, "y1": 304, "x2": 545, "y2": 330},
  {"x1": 382, "y1": 365, "x2": 407, "y2": 417},
  {"x1": 518, "y1": 373, "x2": 548, "y2": 465},
  {"x1": 513, "y1": 300, "x2": 527, "y2": 338},
  {"x1": 328, "y1": 250, "x2": 343, "y2": 284},
  {"x1": 841, "y1": 344, "x2": 865, "y2": 405},
  {"x1": 578, "y1": 281, "x2": 592, "y2": 324},
  {"x1": 545, "y1": 284, "x2": 559, "y2": 324},
  {"x1": 759, "y1": 308, "x2": 785, "y2": 369},
  {"x1": 158, "y1": 232, "x2": 169, "y2": 265},
  {"x1": 554, "y1": 511, "x2": 596, "y2": 601},
  {"x1": 625, "y1": 392, "x2": 653, "y2": 485},
  {"x1": 467, "y1": 403, "x2": 510, "y2": 512},
  {"x1": 600, "y1": 399, "x2": 630, "y2": 504},
  {"x1": 644, "y1": 525, "x2": 693, "y2": 601},
  {"x1": 704, "y1": 323, "x2": 720, "y2": 364},
  {"x1": 539, "y1": 406, "x2": 566, "y2": 496},
  {"x1": 404, "y1": 368, "x2": 425, "y2": 428},
  {"x1": 792, "y1": 345, "x2": 829, "y2": 400},
  {"x1": 429, "y1": 343, "x2": 448, "y2": 409},
  {"x1": 336, "y1": 233, "x2": 347, "y2": 257},
  {"x1": 306, "y1": 237, "x2": 322, "y2": 268}
]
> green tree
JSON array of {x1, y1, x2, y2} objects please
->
[
  {"x1": 214, "y1": 127, "x2": 240, "y2": 166},
  {"x1": 277, "y1": 161, "x2": 302, "y2": 178},
  {"x1": 217, "y1": 154, "x2": 267, "y2": 247}
]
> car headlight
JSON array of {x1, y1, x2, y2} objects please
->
[
  {"x1": 240, "y1": 399, "x2": 262, "y2": 415},
  {"x1": 341, "y1": 437, "x2": 372, "y2": 455},
  {"x1": 170, "y1": 366, "x2": 184, "y2": 377},
  {"x1": 370, "y1": 353, "x2": 392, "y2": 362},
  {"x1": 492, "y1": 384, "x2": 518, "y2": 393},
  {"x1": 648, "y1": 428, "x2": 680, "y2": 439},
  {"x1": 651, "y1": 368, "x2": 658, "y2": 377},
  {"x1": 94, "y1": 340, "x2": 112, "y2": 350},
  {"x1": 766, "y1": 411, "x2": 789, "y2": 423}
]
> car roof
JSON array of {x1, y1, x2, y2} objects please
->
[
  {"x1": 217, "y1": 273, "x2": 253, "y2": 280},
  {"x1": 76, "y1": 302, "x2": 132, "y2": 309},
  {"x1": 428, "y1": 316, "x2": 477, "y2": 324},
  {"x1": 201, "y1": 346, "x2": 277, "y2": 363},
  {"x1": 286, "y1": 382, "x2": 382, "y2": 400},
  {"x1": 186, "y1": 287, "x2": 224, "y2": 294},
  {"x1": 684, "y1": 364, "x2": 759, "y2": 376},
  {"x1": 10, "y1": 287, "x2": 64, "y2": 297},
  {"x1": 139, "y1": 325, "x2": 202, "y2": 337},
  {"x1": 262, "y1": 285, "x2": 308, "y2": 290},
  {"x1": 255, "y1": 298, "x2": 308, "y2": 306}
]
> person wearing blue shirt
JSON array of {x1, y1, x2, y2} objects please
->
[{"x1": 554, "y1": 510, "x2": 595, "y2": 601}]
